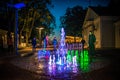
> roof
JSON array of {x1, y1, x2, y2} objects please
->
[{"x1": 89, "y1": 6, "x2": 120, "y2": 16}]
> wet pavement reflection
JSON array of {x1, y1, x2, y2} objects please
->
[{"x1": 11, "y1": 49, "x2": 110, "y2": 79}]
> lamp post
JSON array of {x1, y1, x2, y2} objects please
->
[
  {"x1": 36, "y1": 27, "x2": 44, "y2": 47},
  {"x1": 7, "y1": 2, "x2": 25, "y2": 55}
]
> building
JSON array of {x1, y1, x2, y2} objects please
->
[
  {"x1": 82, "y1": 6, "x2": 120, "y2": 48},
  {"x1": 114, "y1": 18, "x2": 120, "y2": 48},
  {"x1": 0, "y1": 29, "x2": 8, "y2": 49}
]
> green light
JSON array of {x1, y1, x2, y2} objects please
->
[
  {"x1": 67, "y1": 50, "x2": 70, "y2": 55},
  {"x1": 67, "y1": 50, "x2": 90, "y2": 72},
  {"x1": 75, "y1": 50, "x2": 79, "y2": 62},
  {"x1": 67, "y1": 50, "x2": 72, "y2": 62},
  {"x1": 80, "y1": 50, "x2": 90, "y2": 72},
  {"x1": 71, "y1": 50, "x2": 74, "y2": 58}
]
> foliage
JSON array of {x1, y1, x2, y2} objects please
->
[
  {"x1": 60, "y1": 5, "x2": 86, "y2": 37},
  {"x1": 18, "y1": 0, "x2": 56, "y2": 45},
  {"x1": 19, "y1": 0, "x2": 55, "y2": 37},
  {"x1": 0, "y1": 0, "x2": 56, "y2": 46}
]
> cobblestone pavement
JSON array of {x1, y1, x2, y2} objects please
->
[
  {"x1": 11, "y1": 48, "x2": 110, "y2": 80},
  {"x1": 0, "y1": 58, "x2": 39, "y2": 80},
  {"x1": 0, "y1": 48, "x2": 120, "y2": 80}
]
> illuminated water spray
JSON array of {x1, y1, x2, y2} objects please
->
[
  {"x1": 80, "y1": 50, "x2": 90, "y2": 72},
  {"x1": 56, "y1": 28, "x2": 67, "y2": 65}
]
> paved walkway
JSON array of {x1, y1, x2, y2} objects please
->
[
  {"x1": 10, "y1": 55, "x2": 110, "y2": 80},
  {"x1": 0, "y1": 47, "x2": 120, "y2": 80}
]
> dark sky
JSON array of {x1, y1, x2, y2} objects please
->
[{"x1": 48, "y1": 0, "x2": 110, "y2": 39}]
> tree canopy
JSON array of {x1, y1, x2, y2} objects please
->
[
  {"x1": 60, "y1": 5, "x2": 86, "y2": 37},
  {"x1": 0, "y1": 0, "x2": 56, "y2": 46}
]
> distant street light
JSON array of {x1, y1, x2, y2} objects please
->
[
  {"x1": 36, "y1": 27, "x2": 44, "y2": 47},
  {"x1": 7, "y1": 2, "x2": 26, "y2": 55}
]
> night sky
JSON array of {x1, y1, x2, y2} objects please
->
[{"x1": 49, "y1": 0, "x2": 110, "y2": 39}]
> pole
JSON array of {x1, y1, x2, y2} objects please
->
[
  {"x1": 39, "y1": 29, "x2": 41, "y2": 41},
  {"x1": 39, "y1": 29, "x2": 41, "y2": 47},
  {"x1": 7, "y1": 2, "x2": 25, "y2": 55},
  {"x1": 14, "y1": 9, "x2": 18, "y2": 55}
]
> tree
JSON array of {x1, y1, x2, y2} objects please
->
[
  {"x1": 0, "y1": 0, "x2": 56, "y2": 47},
  {"x1": 18, "y1": 0, "x2": 56, "y2": 46},
  {"x1": 60, "y1": 5, "x2": 86, "y2": 42}
]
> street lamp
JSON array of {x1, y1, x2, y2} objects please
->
[
  {"x1": 36, "y1": 27, "x2": 44, "y2": 47},
  {"x1": 7, "y1": 2, "x2": 26, "y2": 55}
]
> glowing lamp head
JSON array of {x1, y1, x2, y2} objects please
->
[{"x1": 14, "y1": 2, "x2": 26, "y2": 9}]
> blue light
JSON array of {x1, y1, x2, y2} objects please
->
[{"x1": 14, "y1": 2, "x2": 25, "y2": 9}]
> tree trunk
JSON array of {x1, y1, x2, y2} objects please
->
[
  {"x1": 24, "y1": 11, "x2": 36, "y2": 47},
  {"x1": 29, "y1": 11, "x2": 36, "y2": 38},
  {"x1": 25, "y1": 31, "x2": 29, "y2": 47},
  {"x1": 19, "y1": 19, "x2": 26, "y2": 46},
  {"x1": 19, "y1": 33, "x2": 22, "y2": 45}
]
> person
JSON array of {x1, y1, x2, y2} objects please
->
[
  {"x1": 52, "y1": 37, "x2": 58, "y2": 51},
  {"x1": 88, "y1": 31, "x2": 96, "y2": 56},
  {"x1": 7, "y1": 37, "x2": 13, "y2": 54},
  {"x1": 32, "y1": 37, "x2": 36, "y2": 52},
  {"x1": 81, "y1": 37, "x2": 86, "y2": 51},
  {"x1": 43, "y1": 36, "x2": 47, "y2": 48},
  {"x1": 46, "y1": 35, "x2": 49, "y2": 47}
]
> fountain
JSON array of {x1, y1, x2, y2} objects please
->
[
  {"x1": 10, "y1": 28, "x2": 111, "y2": 80},
  {"x1": 48, "y1": 28, "x2": 83, "y2": 66},
  {"x1": 55, "y1": 28, "x2": 68, "y2": 65},
  {"x1": 36, "y1": 27, "x2": 91, "y2": 75}
]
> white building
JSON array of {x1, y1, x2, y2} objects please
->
[{"x1": 83, "y1": 6, "x2": 120, "y2": 48}]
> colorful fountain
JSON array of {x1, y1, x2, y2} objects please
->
[
  {"x1": 10, "y1": 28, "x2": 110, "y2": 80},
  {"x1": 36, "y1": 27, "x2": 90, "y2": 74},
  {"x1": 55, "y1": 27, "x2": 67, "y2": 65}
]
